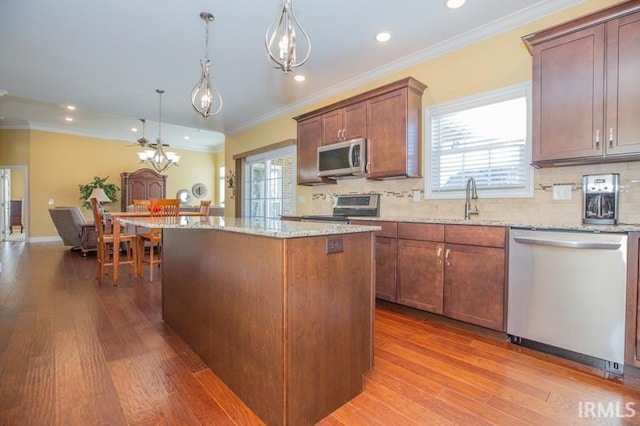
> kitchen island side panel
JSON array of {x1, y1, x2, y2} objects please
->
[
  {"x1": 161, "y1": 228, "x2": 375, "y2": 426},
  {"x1": 162, "y1": 229, "x2": 286, "y2": 425},
  {"x1": 285, "y1": 232, "x2": 374, "y2": 425}
]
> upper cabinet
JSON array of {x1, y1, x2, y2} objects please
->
[
  {"x1": 524, "y1": 1, "x2": 640, "y2": 167},
  {"x1": 296, "y1": 115, "x2": 326, "y2": 185},
  {"x1": 321, "y1": 101, "x2": 367, "y2": 145},
  {"x1": 294, "y1": 77, "x2": 427, "y2": 185}
]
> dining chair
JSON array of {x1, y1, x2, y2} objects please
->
[
  {"x1": 199, "y1": 200, "x2": 211, "y2": 215},
  {"x1": 133, "y1": 199, "x2": 151, "y2": 212},
  {"x1": 90, "y1": 198, "x2": 138, "y2": 284},
  {"x1": 137, "y1": 198, "x2": 180, "y2": 281}
]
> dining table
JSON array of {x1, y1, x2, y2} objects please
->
[{"x1": 107, "y1": 211, "x2": 206, "y2": 285}]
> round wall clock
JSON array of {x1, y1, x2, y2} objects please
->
[{"x1": 192, "y1": 183, "x2": 208, "y2": 198}]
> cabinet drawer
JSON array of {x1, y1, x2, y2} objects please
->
[
  {"x1": 351, "y1": 220, "x2": 397, "y2": 238},
  {"x1": 445, "y1": 225, "x2": 505, "y2": 248},
  {"x1": 397, "y1": 222, "x2": 444, "y2": 242}
]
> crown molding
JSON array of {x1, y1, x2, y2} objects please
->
[{"x1": 228, "y1": 0, "x2": 584, "y2": 135}]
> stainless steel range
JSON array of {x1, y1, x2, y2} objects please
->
[{"x1": 301, "y1": 194, "x2": 380, "y2": 223}]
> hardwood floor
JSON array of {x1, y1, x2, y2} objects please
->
[{"x1": 2, "y1": 241, "x2": 640, "y2": 425}]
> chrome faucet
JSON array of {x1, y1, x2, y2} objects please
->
[{"x1": 464, "y1": 177, "x2": 479, "y2": 220}]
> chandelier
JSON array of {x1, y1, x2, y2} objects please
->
[
  {"x1": 191, "y1": 12, "x2": 223, "y2": 118},
  {"x1": 265, "y1": 0, "x2": 311, "y2": 74},
  {"x1": 137, "y1": 89, "x2": 180, "y2": 173}
]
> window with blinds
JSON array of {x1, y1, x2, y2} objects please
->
[{"x1": 425, "y1": 83, "x2": 533, "y2": 199}]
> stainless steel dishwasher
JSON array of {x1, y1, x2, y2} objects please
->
[{"x1": 507, "y1": 228, "x2": 627, "y2": 374}]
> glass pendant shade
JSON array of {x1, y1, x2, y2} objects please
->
[
  {"x1": 265, "y1": 0, "x2": 311, "y2": 74},
  {"x1": 191, "y1": 12, "x2": 222, "y2": 118}
]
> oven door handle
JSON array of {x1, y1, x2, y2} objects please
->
[{"x1": 513, "y1": 236, "x2": 621, "y2": 250}]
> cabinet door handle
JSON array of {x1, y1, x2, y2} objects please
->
[
  {"x1": 609, "y1": 128, "x2": 615, "y2": 148},
  {"x1": 341, "y1": 129, "x2": 346, "y2": 140},
  {"x1": 445, "y1": 249, "x2": 451, "y2": 267},
  {"x1": 337, "y1": 129, "x2": 341, "y2": 140},
  {"x1": 437, "y1": 247, "x2": 442, "y2": 266},
  {"x1": 595, "y1": 129, "x2": 600, "y2": 148}
]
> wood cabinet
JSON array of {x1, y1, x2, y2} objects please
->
[
  {"x1": 367, "y1": 81, "x2": 424, "y2": 179},
  {"x1": 321, "y1": 101, "x2": 367, "y2": 145},
  {"x1": 293, "y1": 77, "x2": 427, "y2": 184},
  {"x1": 162, "y1": 228, "x2": 374, "y2": 425},
  {"x1": 352, "y1": 220, "x2": 397, "y2": 301},
  {"x1": 390, "y1": 222, "x2": 506, "y2": 331},
  {"x1": 443, "y1": 225, "x2": 506, "y2": 331},
  {"x1": 296, "y1": 116, "x2": 325, "y2": 185},
  {"x1": 120, "y1": 168, "x2": 167, "y2": 211},
  {"x1": 524, "y1": 2, "x2": 640, "y2": 166},
  {"x1": 396, "y1": 223, "x2": 445, "y2": 313},
  {"x1": 625, "y1": 232, "x2": 640, "y2": 369}
]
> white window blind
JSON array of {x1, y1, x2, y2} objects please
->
[{"x1": 426, "y1": 84, "x2": 532, "y2": 199}]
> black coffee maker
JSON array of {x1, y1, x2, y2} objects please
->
[{"x1": 582, "y1": 173, "x2": 619, "y2": 225}]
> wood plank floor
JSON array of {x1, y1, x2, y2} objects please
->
[{"x1": 2, "y1": 241, "x2": 640, "y2": 425}]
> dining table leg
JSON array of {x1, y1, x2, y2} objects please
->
[{"x1": 113, "y1": 216, "x2": 120, "y2": 285}]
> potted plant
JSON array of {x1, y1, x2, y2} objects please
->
[{"x1": 79, "y1": 176, "x2": 119, "y2": 210}]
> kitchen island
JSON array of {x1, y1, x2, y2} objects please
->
[{"x1": 120, "y1": 216, "x2": 379, "y2": 426}]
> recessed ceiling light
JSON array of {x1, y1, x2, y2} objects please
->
[
  {"x1": 376, "y1": 32, "x2": 391, "y2": 43},
  {"x1": 445, "y1": 0, "x2": 466, "y2": 9},
  {"x1": 294, "y1": 75, "x2": 306, "y2": 82},
  {"x1": 0, "y1": 89, "x2": 8, "y2": 97},
  {"x1": 131, "y1": 127, "x2": 138, "y2": 132},
  {"x1": 64, "y1": 116, "x2": 73, "y2": 122},
  {"x1": 65, "y1": 105, "x2": 76, "y2": 110},
  {"x1": 184, "y1": 136, "x2": 190, "y2": 140}
]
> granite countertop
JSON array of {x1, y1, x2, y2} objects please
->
[
  {"x1": 350, "y1": 216, "x2": 640, "y2": 233},
  {"x1": 119, "y1": 216, "x2": 381, "y2": 239}
]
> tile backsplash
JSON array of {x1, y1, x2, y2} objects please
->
[{"x1": 311, "y1": 161, "x2": 640, "y2": 225}]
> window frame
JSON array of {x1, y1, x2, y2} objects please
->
[
  {"x1": 424, "y1": 83, "x2": 533, "y2": 200},
  {"x1": 243, "y1": 145, "x2": 297, "y2": 219},
  {"x1": 218, "y1": 164, "x2": 225, "y2": 206}
]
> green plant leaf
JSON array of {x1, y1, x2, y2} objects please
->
[{"x1": 79, "y1": 176, "x2": 120, "y2": 209}]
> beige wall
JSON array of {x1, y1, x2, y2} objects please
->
[
  {"x1": 225, "y1": 0, "x2": 627, "y2": 224},
  {"x1": 1, "y1": 128, "x2": 220, "y2": 238},
  {"x1": 10, "y1": 168, "x2": 25, "y2": 200}
]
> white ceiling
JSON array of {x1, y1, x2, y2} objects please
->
[{"x1": 0, "y1": 0, "x2": 582, "y2": 153}]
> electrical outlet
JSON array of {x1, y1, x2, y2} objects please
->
[
  {"x1": 552, "y1": 184, "x2": 572, "y2": 201},
  {"x1": 326, "y1": 238, "x2": 343, "y2": 254}
]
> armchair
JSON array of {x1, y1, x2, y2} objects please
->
[{"x1": 48, "y1": 207, "x2": 97, "y2": 256}]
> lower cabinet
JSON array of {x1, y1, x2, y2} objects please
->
[
  {"x1": 397, "y1": 239, "x2": 444, "y2": 313},
  {"x1": 352, "y1": 220, "x2": 506, "y2": 331},
  {"x1": 442, "y1": 243, "x2": 505, "y2": 331},
  {"x1": 352, "y1": 220, "x2": 398, "y2": 301},
  {"x1": 394, "y1": 222, "x2": 506, "y2": 332}
]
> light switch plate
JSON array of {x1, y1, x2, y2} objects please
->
[
  {"x1": 552, "y1": 184, "x2": 572, "y2": 201},
  {"x1": 412, "y1": 190, "x2": 421, "y2": 202}
]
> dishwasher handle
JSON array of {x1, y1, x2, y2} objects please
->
[{"x1": 512, "y1": 235, "x2": 622, "y2": 250}]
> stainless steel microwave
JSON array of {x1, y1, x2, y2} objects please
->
[{"x1": 317, "y1": 138, "x2": 367, "y2": 178}]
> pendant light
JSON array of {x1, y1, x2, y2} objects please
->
[
  {"x1": 191, "y1": 12, "x2": 223, "y2": 118},
  {"x1": 137, "y1": 90, "x2": 180, "y2": 173},
  {"x1": 265, "y1": 0, "x2": 311, "y2": 74}
]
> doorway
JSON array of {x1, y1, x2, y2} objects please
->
[{"x1": 0, "y1": 166, "x2": 28, "y2": 242}]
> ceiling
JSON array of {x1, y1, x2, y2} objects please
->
[{"x1": 0, "y1": 0, "x2": 582, "y2": 153}]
